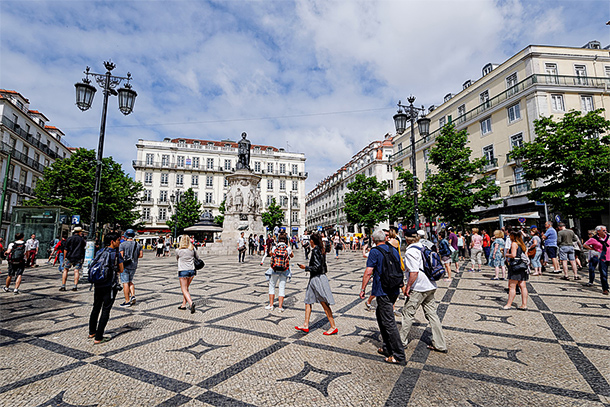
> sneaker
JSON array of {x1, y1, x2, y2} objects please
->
[
  {"x1": 364, "y1": 301, "x2": 372, "y2": 311},
  {"x1": 71, "y1": 286, "x2": 78, "y2": 291},
  {"x1": 119, "y1": 301, "x2": 131, "y2": 308},
  {"x1": 264, "y1": 305, "x2": 273, "y2": 310},
  {"x1": 278, "y1": 307, "x2": 285, "y2": 313},
  {"x1": 13, "y1": 289, "x2": 19, "y2": 294},
  {"x1": 2, "y1": 287, "x2": 9, "y2": 292},
  {"x1": 130, "y1": 296, "x2": 136, "y2": 305},
  {"x1": 59, "y1": 286, "x2": 66, "y2": 291},
  {"x1": 584, "y1": 282, "x2": 594, "y2": 287}
]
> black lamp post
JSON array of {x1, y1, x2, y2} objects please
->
[
  {"x1": 393, "y1": 96, "x2": 430, "y2": 228},
  {"x1": 74, "y1": 61, "x2": 137, "y2": 243}
]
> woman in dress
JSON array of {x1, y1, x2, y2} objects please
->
[
  {"x1": 295, "y1": 232, "x2": 337, "y2": 335},
  {"x1": 156, "y1": 238, "x2": 164, "y2": 257},
  {"x1": 490, "y1": 230, "x2": 506, "y2": 280},
  {"x1": 175, "y1": 235, "x2": 199, "y2": 313},
  {"x1": 503, "y1": 231, "x2": 529, "y2": 310},
  {"x1": 529, "y1": 227, "x2": 543, "y2": 276},
  {"x1": 333, "y1": 232, "x2": 342, "y2": 259}
]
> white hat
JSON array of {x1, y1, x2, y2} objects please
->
[{"x1": 417, "y1": 230, "x2": 426, "y2": 238}]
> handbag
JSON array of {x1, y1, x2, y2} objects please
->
[
  {"x1": 527, "y1": 246, "x2": 536, "y2": 258},
  {"x1": 508, "y1": 257, "x2": 527, "y2": 273},
  {"x1": 193, "y1": 249, "x2": 204, "y2": 270}
]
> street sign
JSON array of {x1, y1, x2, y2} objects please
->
[
  {"x1": 425, "y1": 222, "x2": 430, "y2": 227},
  {"x1": 71, "y1": 215, "x2": 80, "y2": 225},
  {"x1": 59, "y1": 215, "x2": 67, "y2": 224},
  {"x1": 317, "y1": 226, "x2": 323, "y2": 232},
  {"x1": 397, "y1": 223, "x2": 402, "y2": 230},
  {"x1": 535, "y1": 201, "x2": 545, "y2": 206},
  {"x1": 518, "y1": 217, "x2": 526, "y2": 224},
  {"x1": 555, "y1": 215, "x2": 561, "y2": 223},
  {"x1": 440, "y1": 222, "x2": 446, "y2": 228}
]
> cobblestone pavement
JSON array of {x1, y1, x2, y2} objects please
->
[{"x1": 1, "y1": 249, "x2": 609, "y2": 407}]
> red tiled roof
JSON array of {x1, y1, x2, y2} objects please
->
[
  {"x1": 29, "y1": 110, "x2": 50, "y2": 121},
  {"x1": 0, "y1": 89, "x2": 29, "y2": 103},
  {"x1": 170, "y1": 138, "x2": 279, "y2": 152},
  {"x1": 44, "y1": 125, "x2": 65, "y2": 135}
]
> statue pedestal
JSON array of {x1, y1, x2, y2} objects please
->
[{"x1": 201, "y1": 169, "x2": 265, "y2": 256}]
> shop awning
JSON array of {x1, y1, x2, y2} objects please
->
[{"x1": 470, "y1": 211, "x2": 540, "y2": 224}]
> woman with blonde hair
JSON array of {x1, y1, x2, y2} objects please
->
[
  {"x1": 503, "y1": 231, "x2": 529, "y2": 310},
  {"x1": 489, "y1": 230, "x2": 507, "y2": 280},
  {"x1": 176, "y1": 235, "x2": 200, "y2": 313}
]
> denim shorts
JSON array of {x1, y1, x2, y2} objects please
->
[
  {"x1": 178, "y1": 269, "x2": 196, "y2": 278},
  {"x1": 120, "y1": 268, "x2": 136, "y2": 284},
  {"x1": 64, "y1": 258, "x2": 83, "y2": 270},
  {"x1": 559, "y1": 246, "x2": 575, "y2": 261}
]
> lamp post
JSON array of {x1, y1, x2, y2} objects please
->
[
  {"x1": 170, "y1": 190, "x2": 181, "y2": 244},
  {"x1": 393, "y1": 96, "x2": 430, "y2": 228},
  {"x1": 74, "y1": 61, "x2": 137, "y2": 245}
]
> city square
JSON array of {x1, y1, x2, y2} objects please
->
[{"x1": 1, "y1": 250, "x2": 609, "y2": 407}]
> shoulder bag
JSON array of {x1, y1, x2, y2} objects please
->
[{"x1": 193, "y1": 249, "x2": 205, "y2": 270}]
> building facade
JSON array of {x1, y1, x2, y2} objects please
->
[
  {"x1": 390, "y1": 41, "x2": 610, "y2": 228},
  {"x1": 0, "y1": 89, "x2": 72, "y2": 240},
  {"x1": 305, "y1": 135, "x2": 394, "y2": 234},
  {"x1": 133, "y1": 138, "x2": 307, "y2": 235}
]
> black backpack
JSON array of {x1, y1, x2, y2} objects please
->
[
  {"x1": 8, "y1": 242, "x2": 26, "y2": 265},
  {"x1": 372, "y1": 245, "x2": 404, "y2": 292}
]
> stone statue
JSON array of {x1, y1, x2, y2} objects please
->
[
  {"x1": 247, "y1": 190, "x2": 255, "y2": 212},
  {"x1": 234, "y1": 188, "x2": 243, "y2": 212},
  {"x1": 226, "y1": 193, "x2": 233, "y2": 212},
  {"x1": 236, "y1": 132, "x2": 251, "y2": 170}
]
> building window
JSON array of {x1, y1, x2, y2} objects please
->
[
  {"x1": 292, "y1": 181, "x2": 298, "y2": 191},
  {"x1": 388, "y1": 180, "x2": 394, "y2": 190},
  {"x1": 144, "y1": 172, "x2": 153, "y2": 185},
  {"x1": 192, "y1": 157, "x2": 200, "y2": 168},
  {"x1": 224, "y1": 159, "x2": 231, "y2": 170},
  {"x1": 193, "y1": 192, "x2": 198, "y2": 201},
  {"x1": 158, "y1": 208, "x2": 167, "y2": 221},
  {"x1": 159, "y1": 190, "x2": 168, "y2": 202},
  {"x1": 574, "y1": 65, "x2": 588, "y2": 85},
  {"x1": 482, "y1": 63, "x2": 493, "y2": 76},
  {"x1": 206, "y1": 176, "x2": 213, "y2": 188},
  {"x1": 160, "y1": 173, "x2": 168, "y2": 186},
  {"x1": 397, "y1": 142, "x2": 402, "y2": 152},
  {"x1": 506, "y1": 73, "x2": 518, "y2": 95},
  {"x1": 605, "y1": 66, "x2": 610, "y2": 78},
  {"x1": 161, "y1": 155, "x2": 169, "y2": 167},
  {"x1": 191, "y1": 175, "x2": 199, "y2": 186},
  {"x1": 267, "y1": 163, "x2": 273, "y2": 173},
  {"x1": 480, "y1": 90, "x2": 490, "y2": 109},
  {"x1": 292, "y1": 164, "x2": 298, "y2": 174},
  {"x1": 143, "y1": 190, "x2": 152, "y2": 202},
  {"x1": 267, "y1": 179, "x2": 273, "y2": 190},
  {"x1": 142, "y1": 208, "x2": 150, "y2": 220},
  {"x1": 551, "y1": 94, "x2": 565, "y2": 111},
  {"x1": 439, "y1": 116, "x2": 446, "y2": 128},
  {"x1": 510, "y1": 133, "x2": 524, "y2": 150},
  {"x1": 292, "y1": 211, "x2": 299, "y2": 222},
  {"x1": 480, "y1": 117, "x2": 492, "y2": 135},
  {"x1": 368, "y1": 168, "x2": 373, "y2": 176},
  {"x1": 178, "y1": 139, "x2": 186, "y2": 147},
  {"x1": 280, "y1": 180, "x2": 286, "y2": 191},
  {"x1": 507, "y1": 103, "x2": 521, "y2": 123},
  {"x1": 254, "y1": 161, "x2": 261, "y2": 172},
  {"x1": 458, "y1": 104, "x2": 466, "y2": 117},
  {"x1": 581, "y1": 95, "x2": 594, "y2": 112},
  {"x1": 545, "y1": 63, "x2": 559, "y2": 84},
  {"x1": 482, "y1": 144, "x2": 494, "y2": 163},
  {"x1": 514, "y1": 166, "x2": 525, "y2": 184},
  {"x1": 177, "y1": 156, "x2": 185, "y2": 168},
  {"x1": 267, "y1": 195, "x2": 273, "y2": 206},
  {"x1": 279, "y1": 163, "x2": 286, "y2": 174},
  {"x1": 145, "y1": 153, "x2": 154, "y2": 165},
  {"x1": 207, "y1": 158, "x2": 214, "y2": 170},
  {"x1": 176, "y1": 174, "x2": 184, "y2": 186},
  {"x1": 205, "y1": 192, "x2": 213, "y2": 204},
  {"x1": 224, "y1": 178, "x2": 229, "y2": 188},
  {"x1": 387, "y1": 165, "x2": 392, "y2": 172}
]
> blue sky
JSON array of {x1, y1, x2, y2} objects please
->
[{"x1": 1, "y1": 0, "x2": 608, "y2": 190}]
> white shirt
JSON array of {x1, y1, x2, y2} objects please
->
[
  {"x1": 405, "y1": 242, "x2": 437, "y2": 292},
  {"x1": 238, "y1": 237, "x2": 245, "y2": 248},
  {"x1": 8, "y1": 240, "x2": 25, "y2": 251},
  {"x1": 26, "y1": 238, "x2": 39, "y2": 250}
]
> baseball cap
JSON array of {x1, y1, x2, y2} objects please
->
[
  {"x1": 73, "y1": 226, "x2": 83, "y2": 232},
  {"x1": 124, "y1": 229, "x2": 136, "y2": 238},
  {"x1": 530, "y1": 225, "x2": 538, "y2": 229}
]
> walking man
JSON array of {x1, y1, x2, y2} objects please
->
[
  {"x1": 61, "y1": 226, "x2": 86, "y2": 291},
  {"x1": 400, "y1": 230, "x2": 447, "y2": 353},
  {"x1": 557, "y1": 223, "x2": 579, "y2": 280},
  {"x1": 302, "y1": 230, "x2": 311, "y2": 260},
  {"x1": 448, "y1": 227, "x2": 460, "y2": 275},
  {"x1": 360, "y1": 230, "x2": 405, "y2": 365},
  {"x1": 237, "y1": 232, "x2": 246, "y2": 263},
  {"x1": 482, "y1": 230, "x2": 491, "y2": 265},
  {"x1": 583, "y1": 226, "x2": 609, "y2": 295},
  {"x1": 543, "y1": 221, "x2": 560, "y2": 273},
  {"x1": 3, "y1": 233, "x2": 26, "y2": 294},
  {"x1": 88, "y1": 232, "x2": 124, "y2": 344},
  {"x1": 25, "y1": 234, "x2": 39, "y2": 268},
  {"x1": 118, "y1": 229, "x2": 143, "y2": 307}
]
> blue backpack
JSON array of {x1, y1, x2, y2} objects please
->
[
  {"x1": 87, "y1": 248, "x2": 113, "y2": 285},
  {"x1": 418, "y1": 245, "x2": 445, "y2": 281}
]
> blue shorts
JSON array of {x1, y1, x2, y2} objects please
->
[
  {"x1": 64, "y1": 258, "x2": 83, "y2": 271},
  {"x1": 120, "y1": 268, "x2": 136, "y2": 284},
  {"x1": 545, "y1": 246, "x2": 557, "y2": 259},
  {"x1": 178, "y1": 269, "x2": 196, "y2": 278}
]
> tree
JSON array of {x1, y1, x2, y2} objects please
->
[
  {"x1": 166, "y1": 188, "x2": 202, "y2": 236},
  {"x1": 27, "y1": 148, "x2": 143, "y2": 229},
  {"x1": 510, "y1": 109, "x2": 610, "y2": 219},
  {"x1": 386, "y1": 166, "x2": 417, "y2": 226},
  {"x1": 344, "y1": 174, "x2": 388, "y2": 232},
  {"x1": 214, "y1": 199, "x2": 225, "y2": 226},
  {"x1": 420, "y1": 123, "x2": 500, "y2": 227},
  {"x1": 262, "y1": 198, "x2": 284, "y2": 229}
]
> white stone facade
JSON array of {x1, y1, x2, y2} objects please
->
[{"x1": 133, "y1": 137, "x2": 307, "y2": 235}]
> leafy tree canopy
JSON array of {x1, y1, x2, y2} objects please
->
[
  {"x1": 420, "y1": 123, "x2": 499, "y2": 226},
  {"x1": 344, "y1": 174, "x2": 388, "y2": 232},
  {"x1": 262, "y1": 198, "x2": 284, "y2": 229},
  {"x1": 27, "y1": 148, "x2": 143, "y2": 229},
  {"x1": 214, "y1": 199, "x2": 225, "y2": 226},
  {"x1": 166, "y1": 188, "x2": 202, "y2": 236},
  {"x1": 510, "y1": 109, "x2": 610, "y2": 219},
  {"x1": 387, "y1": 166, "x2": 416, "y2": 226}
]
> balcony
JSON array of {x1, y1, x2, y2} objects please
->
[
  {"x1": 6, "y1": 180, "x2": 34, "y2": 197},
  {"x1": 509, "y1": 181, "x2": 532, "y2": 195},
  {"x1": 482, "y1": 157, "x2": 498, "y2": 173},
  {"x1": 156, "y1": 199, "x2": 170, "y2": 206},
  {"x1": 141, "y1": 198, "x2": 154, "y2": 205},
  {"x1": 1, "y1": 116, "x2": 60, "y2": 159},
  {"x1": 0, "y1": 141, "x2": 45, "y2": 173}
]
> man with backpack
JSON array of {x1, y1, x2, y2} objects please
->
[
  {"x1": 3, "y1": 233, "x2": 26, "y2": 294},
  {"x1": 359, "y1": 230, "x2": 405, "y2": 365},
  {"x1": 88, "y1": 232, "x2": 124, "y2": 344},
  {"x1": 118, "y1": 229, "x2": 143, "y2": 308},
  {"x1": 61, "y1": 227, "x2": 87, "y2": 291},
  {"x1": 400, "y1": 230, "x2": 447, "y2": 353}
]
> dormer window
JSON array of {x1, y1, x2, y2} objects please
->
[
  {"x1": 178, "y1": 139, "x2": 186, "y2": 147},
  {"x1": 482, "y1": 63, "x2": 494, "y2": 76},
  {"x1": 463, "y1": 80, "x2": 472, "y2": 89}
]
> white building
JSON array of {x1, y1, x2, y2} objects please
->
[
  {"x1": 133, "y1": 137, "x2": 307, "y2": 235},
  {"x1": 305, "y1": 134, "x2": 394, "y2": 234},
  {"x1": 0, "y1": 89, "x2": 72, "y2": 240}
]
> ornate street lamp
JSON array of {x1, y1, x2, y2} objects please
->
[
  {"x1": 393, "y1": 96, "x2": 429, "y2": 228},
  {"x1": 74, "y1": 61, "x2": 137, "y2": 257}
]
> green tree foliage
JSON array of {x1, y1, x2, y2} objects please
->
[
  {"x1": 387, "y1": 166, "x2": 417, "y2": 225},
  {"x1": 344, "y1": 174, "x2": 388, "y2": 232},
  {"x1": 214, "y1": 199, "x2": 225, "y2": 226},
  {"x1": 27, "y1": 148, "x2": 143, "y2": 229},
  {"x1": 166, "y1": 188, "x2": 202, "y2": 236},
  {"x1": 261, "y1": 198, "x2": 284, "y2": 229},
  {"x1": 420, "y1": 123, "x2": 500, "y2": 226},
  {"x1": 510, "y1": 109, "x2": 610, "y2": 219}
]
